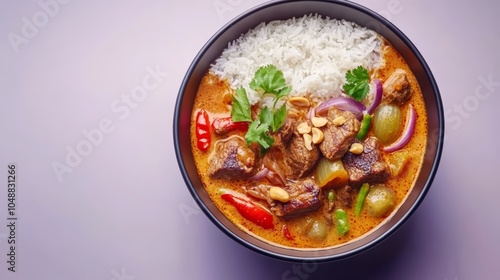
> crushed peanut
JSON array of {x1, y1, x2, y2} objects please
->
[
  {"x1": 303, "y1": 133, "x2": 313, "y2": 151},
  {"x1": 311, "y1": 127, "x2": 324, "y2": 144},
  {"x1": 311, "y1": 117, "x2": 328, "y2": 127},
  {"x1": 288, "y1": 97, "x2": 310, "y2": 107},
  {"x1": 349, "y1": 143, "x2": 364, "y2": 154},
  {"x1": 269, "y1": 187, "x2": 290, "y2": 202},
  {"x1": 287, "y1": 110, "x2": 299, "y2": 119},
  {"x1": 332, "y1": 116, "x2": 347, "y2": 126},
  {"x1": 297, "y1": 122, "x2": 311, "y2": 134}
]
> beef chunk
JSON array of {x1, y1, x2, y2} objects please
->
[
  {"x1": 271, "y1": 179, "x2": 323, "y2": 218},
  {"x1": 319, "y1": 107, "x2": 360, "y2": 161},
  {"x1": 208, "y1": 136, "x2": 256, "y2": 180},
  {"x1": 245, "y1": 179, "x2": 323, "y2": 219},
  {"x1": 264, "y1": 120, "x2": 320, "y2": 180},
  {"x1": 326, "y1": 185, "x2": 353, "y2": 213},
  {"x1": 342, "y1": 137, "x2": 390, "y2": 186},
  {"x1": 383, "y1": 69, "x2": 412, "y2": 105},
  {"x1": 335, "y1": 185, "x2": 353, "y2": 209},
  {"x1": 285, "y1": 129, "x2": 321, "y2": 178},
  {"x1": 274, "y1": 117, "x2": 295, "y2": 145}
]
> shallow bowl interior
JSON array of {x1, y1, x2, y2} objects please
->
[{"x1": 174, "y1": 0, "x2": 444, "y2": 262}]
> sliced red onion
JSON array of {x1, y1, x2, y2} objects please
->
[
  {"x1": 265, "y1": 171, "x2": 285, "y2": 187},
  {"x1": 366, "y1": 79, "x2": 382, "y2": 114},
  {"x1": 307, "y1": 107, "x2": 315, "y2": 119},
  {"x1": 384, "y1": 105, "x2": 416, "y2": 152},
  {"x1": 315, "y1": 96, "x2": 366, "y2": 120},
  {"x1": 263, "y1": 157, "x2": 287, "y2": 186},
  {"x1": 250, "y1": 167, "x2": 269, "y2": 181}
]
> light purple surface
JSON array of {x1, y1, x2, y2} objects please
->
[{"x1": 1, "y1": 0, "x2": 499, "y2": 279}]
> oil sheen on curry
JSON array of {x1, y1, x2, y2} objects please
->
[{"x1": 190, "y1": 20, "x2": 427, "y2": 249}]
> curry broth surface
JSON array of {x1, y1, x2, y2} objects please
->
[{"x1": 190, "y1": 41, "x2": 428, "y2": 249}]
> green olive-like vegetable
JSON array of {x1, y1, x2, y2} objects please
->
[
  {"x1": 306, "y1": 219, "x2": 329, "y2": 240},
  {"x1": 372, "y1": 104, "x2": 403, "y2": 145},
  {"x1": 365, "y1": 184, "x2": 396, "y2": 217}
]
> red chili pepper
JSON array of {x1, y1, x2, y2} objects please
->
[
  {"x1": 195, "y1": 109, "x2": 211, "y2": 151},
  {"x1": 212, "y1": 117, "x2": 249, "y2": 135},
  {"x1": 221, "y1": 193, "x2": 274, "y2": 229},
  {"x1": 282, "y1": 224, "x2": 294, "y2": 240}
]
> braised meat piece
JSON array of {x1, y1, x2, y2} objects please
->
[
  {"x1": 285, "y1": 129, "x2": 321, "y2": 178},
  {"x1": 246, "y1": 179, "x2": 323, "y2": 219},
  {"x1": 274, "y1": 117, "x2": 295, "y2": 145},
  {"x1": 335, "y1": 185, "x2": 353, "y2": 209},
  {"x1": 271, "y1": 179, "x2": 323, "y2": 219},
  {"x1": 383, "y1": 69, "x2": 412, "y2": 105},
  {"x1": 342, "y1": 137, "x2": 390, "y2": 186},
  {"x1": 208, "y1": 136, "x2": 257, "y2": 180},
  {"x1": 319, "y1": 107, "x2": 360, "y2": 161},
  {"x1": 264, "y1": 119, "x2": 320, "y2": 180},
  {"x1": 327, "y1": 185, "x2": 353, "y2": 212}
]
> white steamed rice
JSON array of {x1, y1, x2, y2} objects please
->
[{"x1": 210, "y1": 14, "x2": 383, "y2": 106}]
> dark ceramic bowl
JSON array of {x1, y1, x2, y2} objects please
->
[{"x1": 174, "y1": 0, "x2": 444, "y2": 262}]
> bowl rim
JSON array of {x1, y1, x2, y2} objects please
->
[{"x1": 174, "y1": 0, "x2": 444, "y2": 262}]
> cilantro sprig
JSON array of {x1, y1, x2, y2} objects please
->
[
  {"x1": 231, "y1": 65, "x2": 291, "y2": 152},
  {"x1": 249, "y1": 65, "x2": 292, "y2": 100},
  {"x1": 231, "y1": 87, "x2": 252, "y2": 122},
  {"x1": 343, "y1": 65, "x2": 370, "y2": 101}
]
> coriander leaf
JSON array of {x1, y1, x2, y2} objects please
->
[
  {"x1": 343, "y1": 66, "x2": 370, "y2": 101},
  {"x1": 249, "y1": 65, "x2": 288, "y2": 96},
  {"x1": 259, "y1": 131, "x2": 274, "y2": 150},
  {"x1": 346, "y1": 66, "x2": 369, "y2": 83},
  {"x1": 245, "y1": 120, "x2": 274, "y2": 150},
  {"x1": 276, "y1": 86, "x2": 292, "y2": 101},
  {"x1": 235, "y1": 64, "x2": 292, "y2": 153},
  {"x1": 231, "y1": 86, "x2": 252, "y2": 122},
  {"x1": 271, "y1": 104, "x2": 287, "y2": 132},
  {"x1": 258, "y1": 106, "x2": 273, "y2": 128}
]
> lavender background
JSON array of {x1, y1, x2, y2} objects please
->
[{"x1": 1, "y1": 0, "x2": 499, "y2": 279}]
